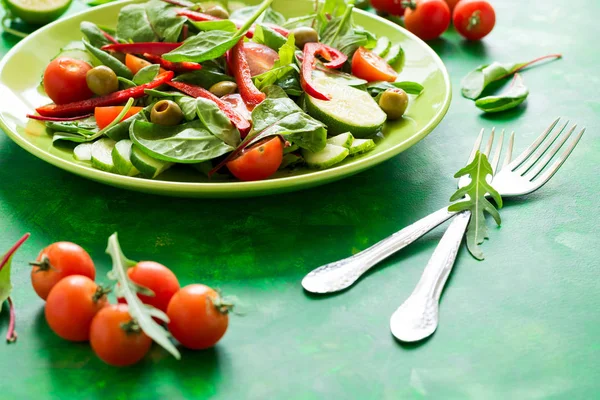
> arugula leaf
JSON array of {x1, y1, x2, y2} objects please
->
[
  {"x1": 190, "y1": 20, "x2": 237, "y2": 33},
  {"x1": 475, "y1": 74, "x2": 529, "y2": 113},
  {"x1": 253, "y1": 34, "x2": 299, "y2": 92},
  {"x1": 174, "y1": 65, "x2": 235, "y2": 89},
  {"x1": 116, "y1": 0, "x2": 185, "y2": 43},
  {"x1": 448, "y1": 151, "x2": 502, "y2": 260},
  {"x1": 105, "y1": 233, "x2": 180, "y2": 360},
  {"x1": 83, "y1": 40, "x2": 133, "y2": 79},
  {"x1": 252, "y1": 24, "x2": 287, "y2": 50},
  {"x1": 319, "y1": 4, "x2": 376, "y2": 57},
  {"x1": 195, "y1": 98, "x2": 241, "y2": 147},
  {"x1": 230, "y1": 5, "x2": 285, "y2": 25},
  {"x1": 80, "y1": 22, "x2": 111, "y2": 48},
  {"x1": 46, "y1": 117, "x2": 97, "y2": 136},
  {"x1": 130, "y1": 119, "x2": 234, "y2": 163},
  {"x1": 133, "y1": 64, "x2": 160, "y2": 85}
]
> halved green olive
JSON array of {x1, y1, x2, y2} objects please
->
[
  {"x1": 204, "y1": 5, "x2": 229, "y2": 19},
  {"x1": 209, "y1": 81, "x2": 238, "y2": 97},
  {"x1": 86, "y1": 66, "x2": 118, "y2": 96},
  {"x1": 290, "y1": 27, "x2": 319, "y2": 49},
  {"x1": 151, "y1": 100, "x2": 183, "y2": 126},
  {"x1": 378, "y1": 88, "x2": 408, "y2": 120}
]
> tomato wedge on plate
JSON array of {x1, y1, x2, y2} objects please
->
[
  {"x1": 351, "y1": 47, "x2": 398, "y2": 82},
  {"x1": 95, "y1": 106, "x2": 143, "y2": 129},
  {"x1": 226, "y1": 137, "x2": 283, "y2": 181},
  {"x1": 243, "y1": 42, "x2": 279, "y2": 76}
]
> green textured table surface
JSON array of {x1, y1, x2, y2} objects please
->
[{"x1": 1, "y1": 1, "x2": 599, "y2": 399}]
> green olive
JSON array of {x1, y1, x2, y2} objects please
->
[
  {"x1": 86, "y1": 66, "x2": 118, "y2": 96},
  {"x1": 378, "y1": 88, "x2": 409, "y2": 120},
  {"x1": 204, "y1": 5, "x2": 230, "y2": 19},
  {"x1": 209, "y1": 81, "x2": 238, "y2": 97},
  {"x1": 290, "y1": 27, "x2": 319, "y2": 49},
  {"x1": 151, "y1": 100, "x2": 183, "y2": 126}
]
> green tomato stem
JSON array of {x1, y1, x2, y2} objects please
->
[{"x1": 467, "y1": 10, "x2": 481, "y2": 31}]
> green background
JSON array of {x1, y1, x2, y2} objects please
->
[{"x1": 1, "y1": 0, "x2": 599, "y2": 399}]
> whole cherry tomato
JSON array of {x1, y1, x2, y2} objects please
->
[
  {"x1": 370, "y1": 0, "x2": 405, "y2": 16},
  {"x1": 31, "y1": 242, "x2": 96, "y2": 300},
  {"x1": 90, "y1": 304, "x2": 152, "y2": 367},
  {"x1": 453, "y1": 0, "x2": 496, "y2": 40},
  {"x1": 43, "y1": 57, "x2": 94, "y2": 105},
  {"x1": 227, "y1": 137, "x2": 283, "y2": 181},
  {"x1": 167, "y1": 284, "x2": 231, "y2": 350},
  {"x1": 444, "y1": 0, "x2": 461, "y2": 12},
  {"x1": 45, "y1": 275, "x2": 109, "y2": 341},
  {"x1": 117, "y1": 261, "x2": 180, "y2": 313},
  {"x1": 403, "y1": 0, "x2": 451, "y2": 41}
]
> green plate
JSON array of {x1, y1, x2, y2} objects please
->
[{"x1": 0, "y1": 0, "x2": 451, "y2": 198}]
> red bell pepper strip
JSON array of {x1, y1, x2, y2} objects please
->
[
  {"x1": 177, "y1": 10, "x2": 289, "y2": 38},
  {"x1": 26, "y1": 113, "x2": 93, "y2": 122},
  {"x1": 36, "y1": 71, "x2": 175, "y2": 118},
  {"x1": 228, "y1": 40, "x2": 266, "y2": 106},
  {"x1": 167, "y1": 81, "x2": 251, "y2": 135},
  {"x1": 142, "y1": 53, "x2": 202, "y2": 73},
  {"x1": 246, "y1": 23, "x2": 289, "y2": 38},
  {"x1": 101, "y1": 42, "x2": 182, "y2": 56},
  {"x1": 300, "y1": 43, "x2": 347, "y2": 101}
]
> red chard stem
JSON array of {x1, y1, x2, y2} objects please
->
[{"x1": 6, "y1": 297, "x2": 17, "y2": 343}]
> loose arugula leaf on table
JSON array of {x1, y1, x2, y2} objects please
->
[
  {"x1": 230, "y1": 4, "x2": 285, "y2": 25},
  {"x1": 252, "y1": 24, "x2": 287, "y2": 50},
  {"x1": 461, "y1": 54, "x2": 561, "y2": 100},
  {"x1": 116, "y1": 0, "x2": 185, "y2": 43},
  {"x1": 448, "y1": 151, "x2": 503, "y2": 260},
  {"x1": 83, "y1": 40, "x2": 133, "y2": 79},
  {"x1": 132, "y1": 64, "x2": 160, "y2": 85},
  {"x1": 130, "y1": 119, "x2": 235, "y2": 163},
  {"x1": 80, "y1": 22, "x2": 111, "y2": 48},
  {"x1": 475, "y1": 74, "x2": 529, "y2": 113},
  {"x1": 105, "y1": 233, "x2": 180, "y2": 360},
  {"x1": 1, "y1": 233, "x2": 31, "y2": 343}
]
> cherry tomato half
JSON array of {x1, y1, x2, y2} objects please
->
[
  {"x1": 43, "y1": 57, "x2": 94, "y2": 105},
  {"x1": 370, "y1": 0, "x2": 405, "y2": 16},
  {"x1": 117, "y1": 261, "x2": 180, "y2": 313},
  {"x1": 226, "y1": 137, "x2": 283, "y2": 181},
  {"x1": 351, "y1": 47, "x2": 398, "y2": 82},
  {"x1": 90, "y1": 304, "x2": 152, "y2": 367},
  {"x1": 404, "y1": 0, "x2": 451, "y2": 41},
  {"x1": 31, "y1": 242, "x2": 96, "y2": 300},
  {"x1": 243, "y1": 42, "x2": 279, "y2": 76},
  {"x1": 95, "y1": 106, "x2": 144, "y2": 130},
  {"x1": 125, "y1": 54, "x2": 151, "y2": 75},
  {"x1": 453, "y1": 0, "x2": 495, "y2": 40},
  {"x1": 167, "y1": 284, "x2": 230, "y2": 350},
  {"x1": 45, "y1": 275, "x2": 109, "y2": 342}
]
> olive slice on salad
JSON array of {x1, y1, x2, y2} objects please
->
[
  {"x1": 290, "y1": 27, "x2": 319, "y2": 49},
  {"x1": 204, "y1": 5, "x2": 230, "y2": 19},
  {"x1": 378, "y1": 88, "x2": 408, "y2": 119},
  {"x1": 209, "y1": 81, "x2": 238, "y2": 97},
  {"x1": 86, "y1": 66, "x2": 118, "y2": 96},
  {"x1": 151, "y1": 100, "x2": 184, "y2": 126}
]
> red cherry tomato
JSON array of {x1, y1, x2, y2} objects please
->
[
  {"x1": 90, "y1": 304, "x2": 152, "y2": 367},
  {"x1": 226, "y1": 137, "x2": 283, "y2": 181},
  {"x1": 45, "y1": 275, "x2": 109, "y2": 341},
  {"x1": 351, "y1": 47, "x2": 398, "y2": 82},
  {"x1": 242, "y1": 42, "x2": 279, "y2": 76},
  {"x1": 167, "y1": 284, "x2": 230, "y2": 350},
  {"x1": 117, "y1": 261, "x2": 180, "y2": 313},
  {"x1": 404, "y1": 0, "x2": 451, "y2": 41},
  {"x1": 444, "y1": 0, "x2": 461, "y2": 12},
  {"x1": 43, "y1": 57, "x2": 94, "y2": 105},
  {"x1": 370, "y1": 0, "x2": 405, "y2": 16},
  {"x1": 453, "y1": 0, "x2": 495, "y2": 40},
  {"x1": 94, "y1": 106, "x2": 144, "y2": 130},
  {"x1": 31, "y1": 242, "x2": 96, "y2": 300}
]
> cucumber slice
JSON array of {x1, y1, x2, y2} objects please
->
[
  {"x1": 326, "y1": 132, "x2": 354, "y2": 149},
  {"x1": 349, "y1": 138, "x2": 376, "y2": 155},
  {"x1": 384, "y1": 44, "x2": 404, "y2": 66},
  {"x1": 283, "y1": 143, "x2": 299, "y2": 154},
  {"x1": 112, "y1": 140, "x2": 140, "y2": 176},
  {"x1": 306, "y1": 77, "x2": 386, "y2": 138},
  {"x1": 73, "y1": 143, "x2": 92, "y2": 161},
  {"x1": 302, "y1": 144, "x2": 349, "y2": 169},
  {"x1": 279, "y1": 153, "x2": 304, "y2": 169},
  {"x1": 372, "y1": 37, "x2": 391, "y2": 58},
  {"x1": 131, "y1": 145, "x2": 173, "y2": 178},
  {"x1": 91, "y1": 138, "x2": 117, "y2": 172}
]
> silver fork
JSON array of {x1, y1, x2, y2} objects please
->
[
  {"x1": 302, "y1": 118, "x2": 585, "y2": 294},
  {"x1": 390, "y1": 120, "x2": 585, "y2": 342}
]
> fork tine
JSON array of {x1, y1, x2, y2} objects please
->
[
  {"x1": 515, "y1": 119, "x2": 569, "y2": 175},
  {"x1": 508, "y1": 117, "x2": 560, "y2": 170},
  {"x1": 483, "y1": 127, "x2": 495, "y2": 157},
  {"x1": 524, "y1": 124, "x2": 577, "y2": 180},
  {"x1": 490, "y1": 129, "x2": 504, "y2": 174},
  {"x1": 467, "y1": 128, "x2": 484, "y2": 165},
  {"x1": 530, "y1": 127, "x2": 585, "y2": 187},
  {"x1": 502, "y1": 131, "x2": 515, "y2": 168}
]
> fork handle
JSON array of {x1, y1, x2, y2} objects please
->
[{"x1": 301, "y1": 205, "x2": 457, "y2": 294}]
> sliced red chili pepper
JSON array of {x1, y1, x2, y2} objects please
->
[
  {"x1": 101, "y1": 42, "x2": 182, "y2": 56},
  {"x1": 228, "y1": 40, "x2": 266, "y2": 106},
  {"x1": 142, "y1": 53, "x2": 202, "y2": 73},
  {"x1": 167, "y1": 81, "x2": 251, "y2": 135},
  {"x1": 36, "y1": 71, "x2": 175, "y2": 118},
  {"x1": 246, "y1": 23, "x2": 289, "y2": 38},
  {"x1": 101, "y1": 30, "x2": 119, "y2": 45},
  {"x1": 300, "y1": 43, "x2": 348, "y2": 101}
]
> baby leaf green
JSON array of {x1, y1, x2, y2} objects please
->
[
  {"x1": 475, "y1": 74, "x2": 529, "y2": 113},
  {"x1": 132, "y1": 64, "x2": 160, "y2": 85},
  {"x1": 194, "y1": 98, "x2": 241, "y2": 147},
  {"x1": 448, "y1": 151, "x2": 503, "y2": 260},
  {"x1": 116, "y1": 0, "x2": 185, "y2": 43},
  {"x1": 253, "y1": 24, "x2": 288, "y2": 50},
  {"x1": 174, "y1": 65, "x2": 234, "y2": 89},
  {"x1": 230, "y1": 5, "x2": 285, "y2": 26},
  {"x1": 190, "y1": 20, "x2": 237, "y2": 33},
  {"x1": 366, "y1": 81, "x2": 424, "y2": 97}
]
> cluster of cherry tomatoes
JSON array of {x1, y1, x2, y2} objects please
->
[
  {"x1": 31, "y1": 241, "x2": 231, "y2": 367},
  {"x1": 371, "y1": 0, "x2": 496, "y2": 41}
]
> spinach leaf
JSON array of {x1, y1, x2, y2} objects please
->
[
  {"x1": 320, "y1": 4, "x2": 376, "y2": 57},
  {"x1": 83, "y1": 40, "x2": 133, "y2": 79},
  {"x1": 366, "y1": 81, "x2": 424, "y2": 97},
  {"x1": 475, "y1": 74, "x2": 529, "y2": 113},
  {"x1": 190, "y1": 20, "x2": 237, "y2": 33},
  {"x1": 105, "y1": 105, "x2": 152, "y2": 141},
  {"x1": 133, "y1": 64, "x2": 160, "y2": 85},
  {"x1": 195, "y1": 98, "x2": 241, "y2": 147},
  {"x1": 162, "y1": 30, "x2": 238, "y2": 63},
  {"x1": 175, "y1": 96, "x2": 198, "y2": 121},
  {"x1": 130, "y1": 119, "x2": 234, "y2": 163},
  {"x1": 253, "y1": 34, "x2": 299, "y2": 91},
  {"x1": 276, "y1": 71, "x2": 303, "y2": 96},
  {"x1": 145, "y1": 0, "x2": 186, "y2": 43},
  {"x1": 116, "y1": 0, "x2": 185, "y2": 43},
  {"x1": 230, "y1": 5, "x2": 285, "y2": 26},
  {"x1": 282, "y1": 14, "x2": 317, "y2": 29},
  {"x1": 118, "y1": 77, "x2": 137, "y2": 89},
  {"x1": 80, "y1": 21, "x2": 111, "y2": 48},
  {"x1": 253, "y1": 24, "x2": 287, "y2": 50},
  {"x1": 174, "y1": 65, "x2": 234, "y2": 89},
  {"x1": 144, "y1": 89, "x2": 185, "y2": 98},
  {"x1": 46, "y1": 118, "x2": 97, "y2": 136}
]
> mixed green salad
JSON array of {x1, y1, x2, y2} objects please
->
[{"x1": 29, "y1": 0, "x2": 423, "y2": 181}]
